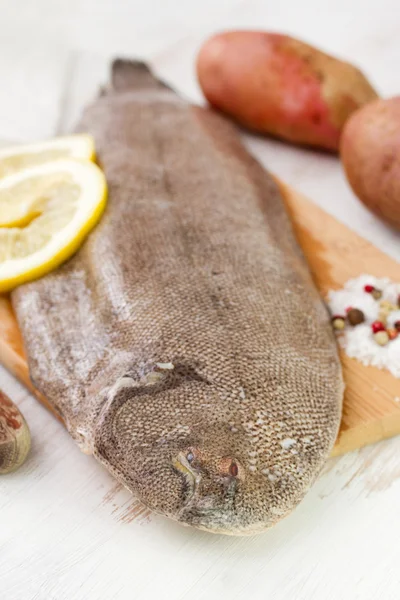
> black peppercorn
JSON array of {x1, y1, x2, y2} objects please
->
[{"x1": 347, "y1": 308, "x2": 365, "y2": 326}]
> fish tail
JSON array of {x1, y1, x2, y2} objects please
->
[{"x1": 111, "y1": 59, "x2": 172, "y2": 93}]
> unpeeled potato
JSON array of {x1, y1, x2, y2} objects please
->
[
  {"x1": 197, "y1": 31, "x2": 378, "y2": 151},
  {"x1": 341, "y1": 97, "x2": 400, "y2": 230}
]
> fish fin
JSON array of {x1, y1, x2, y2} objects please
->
[{"x1": 111, "y1": 59, "x2": 172, "y2": 93}]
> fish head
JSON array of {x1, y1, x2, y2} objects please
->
[
  {"x1": 170, "y1": 426, "x2": 297, "y2": 535},
  {"x1": 94, "y1": 367, "x2": 317, "y2": 535}
]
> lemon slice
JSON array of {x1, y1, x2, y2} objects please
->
[
  {"x1": 0, "y1": 134, "x2": 95, "y2": 182},
  {"x1": 0, "y1": 134, "x2": 96, "y2": 228},
  {"x1": 0, "y1": 159, "x2": 107, "y2": 292}
]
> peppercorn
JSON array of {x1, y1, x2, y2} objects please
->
[
  {"x1": 374, "y1": 330, "x2": 389, "y2": 346},
  {"x1": 372, "y1": 288, "x2": 383, "y2": 300},
  {"x1": 395, "y1": 321, "x2": 400, "y2": 332},
  {"x1": 347, "y1": 308, "x2": 365, "y2": 326},
  {"x1": 332, "y1": 316, "x2": 345, "y2": 330},
  {"x1": 364, "y1": 284, "x2": 375, "y2": 293},
  {"x1": 371, "y1": 321, "x2": 385, "y2": 334},
  {"x1": 387, "y1": 328, "x2": 398, "y2": 341}
]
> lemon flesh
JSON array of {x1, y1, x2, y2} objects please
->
[
  {"x1": 0, "y1": 159, "x2": 107, "y2": 292},
  {"x1": 0, "y1": 134, "x2": 95, "y2": 180}
]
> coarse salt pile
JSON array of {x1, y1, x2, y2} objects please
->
[{"x1": 327, "y1": 275, "x2": 400, "y2": 378}]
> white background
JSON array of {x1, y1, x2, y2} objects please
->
[{"x1": 1, "y1": 1, "x2": 400, "y2": 598}]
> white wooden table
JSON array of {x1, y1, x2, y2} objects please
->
[{"x1": 1, "y1": 1, "x2": 400, "y2": 598}]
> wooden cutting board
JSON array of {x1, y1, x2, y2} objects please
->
[{"x1": 1, "y1": 181, "x2": 400, "y2": 456}]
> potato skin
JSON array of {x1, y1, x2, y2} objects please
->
[
  {"x1": 197, "y1": 31, "x2": 378, "y2": 151},
  {"x1": 341, "y1": 97, "x2": 400, "y2": 229}
]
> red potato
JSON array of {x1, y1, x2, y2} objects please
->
[
  {"x1": 197, "y1": 31, "x2": 378, "y2": 151},
  {"x1": 341, "y1": 97, "x2": 400, "y2": 230}
]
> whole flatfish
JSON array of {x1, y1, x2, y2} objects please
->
[{"x1": 12, "y1": 60, "x2": 343, "y2": 534}]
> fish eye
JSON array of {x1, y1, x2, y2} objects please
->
[
  {"x1": 186, "y1": 451, "x2": 194, "y2": 463},
  {"x1": 220, "y1": 456, "x2": 242, "y2": 479},
  {"x1": 229, "y1": 461, "x2": 239, "y2": 477}
]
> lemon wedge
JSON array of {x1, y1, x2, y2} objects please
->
[
  {"x1": 0, "y1": 159, "x2": 107, "y2": 292},
  {"x1": 0, "y1": 134, "x2": 95, "y2": 181}
]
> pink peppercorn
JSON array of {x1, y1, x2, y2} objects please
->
[{"x1": 371, "y1": 321, "x2": 385, "y2": 334}]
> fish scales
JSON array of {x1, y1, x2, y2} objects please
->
[{"x1": 12, "y1": 60, "x2": 343, "y2": 534}]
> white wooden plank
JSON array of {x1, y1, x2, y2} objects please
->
[
  {"x1": 57, "y1": 50, "x2": 110, "y2": 134},
  {"x1": 1, "y1": 0, "x2": 245, "y2": 59},
  {"x1": 1, "y1": 1, "x2": 400, "y2": 599},
  {"x1": 0, "y1": 29, "x2": 71, "y2": 141},
  {"x1": 1, "y1": 359, "x2": 400, "y2": 600}
]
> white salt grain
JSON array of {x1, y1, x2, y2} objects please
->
[
  {"x1": 280, "y1": 438, "x2": 297, "y2": 450},
  {"x1": 156, "y1": 362, "x2": 174, "y2": 370},
  {"x1": 327, "y1": 275, "x2": 400, "y2": 379}
]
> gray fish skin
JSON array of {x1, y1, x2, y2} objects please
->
[{"x1": 12, "y1": 60, "x2": 343, "y2": 535}]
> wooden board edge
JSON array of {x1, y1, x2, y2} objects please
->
[
  {"x1": 0, "y1": 291, "x2": 396, "y2": 456},
  {"x1": 332, "y1": 409, "x2": 400, "y2": 456},
  {"x1": 0, "y1": 315, "x2": 63, "y2": 422},
  {"x1": 1, "y1": 179, "x2": 400, "y2": 456}
]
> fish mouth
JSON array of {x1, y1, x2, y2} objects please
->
[
  {"x1": 172, "y1": 452, "x2": 231, "y2": 517},
  {"x1": 177, "y1": 501, "x2": 241, "y2": 534},
  {"x1": 172, "y1": 452, "x2": 240, "y2": 530},
  {"x1": 172, "y1": 452, "x2": 201, "y2": 507}
]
